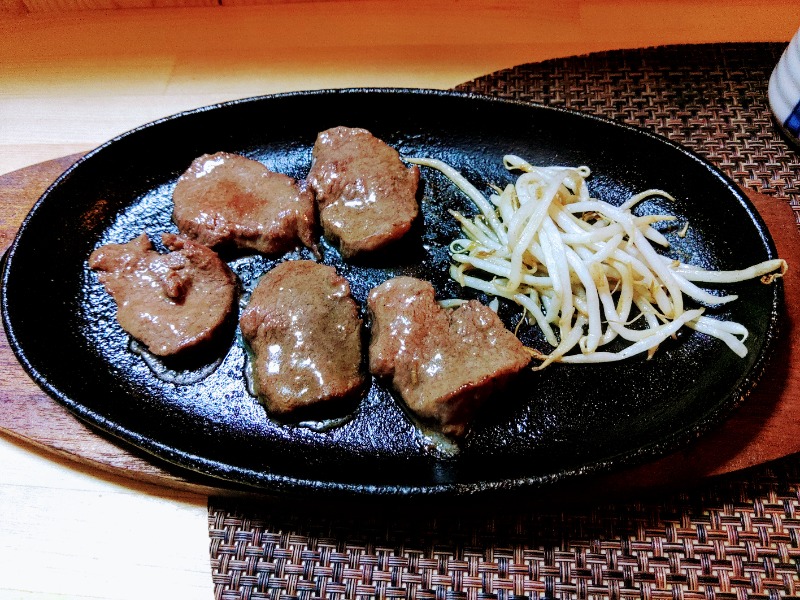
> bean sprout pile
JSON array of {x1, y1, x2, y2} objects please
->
[{"x1": 407, "y1": 155, "x2": 786, "y2": 369}]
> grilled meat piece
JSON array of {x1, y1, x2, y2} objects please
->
[
  {"x1": 368, "y1": 276, "x2": 530, "y2": 438},
  {"x1": 89, "y1": 232, "x2": 237, "y2": 357},
  {"x1": 306, "y1": 126, "x2": 419, "y2": 258},
  {"x1": 240, "y1": 260, "x2": 366, "y2": 415},
  {"x1": 173, "y1": 152, "x2": 316, "y2": 255}
]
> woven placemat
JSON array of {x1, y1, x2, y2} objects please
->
[
  {"x1": 209, "y1": 43, "x2": 800, "y2": 599},
  {"x1": 210, "y1": 457, "x2": 800, "y2": 599},
  {"x1": 456, "y1": 43, "x2": 799, "y2": 219}
]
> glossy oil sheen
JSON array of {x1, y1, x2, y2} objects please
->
[{"x1": 0, "y1": 89, "x2": 782, "y2": 497}]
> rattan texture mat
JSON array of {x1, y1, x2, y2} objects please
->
[
  {"x1": 456, "y1": 43, "x2": 799, "y2": 219},
  {"x1": 208, "y1": 44, "x2": 800, "y2": 600}
]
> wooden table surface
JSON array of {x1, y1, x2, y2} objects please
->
[{"x1": 1, "y1": 2, "x2": 798, "y2": 598}]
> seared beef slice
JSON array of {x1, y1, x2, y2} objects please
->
[
  {"x1": 89, "y1": 232, "x2": 236, "y2": 357},
  {"x1": 240, "y1": 260, "x2": 365, "y2": 415},
  {"x1": 368, "y1": 277, "x2": 530, "y2": 438},
  {"x1": 306, "y1": 127, "x2": 419, "y2": 258},
  {"x1": 173, "y1": 152, "x2": 316, "y2": 255}
]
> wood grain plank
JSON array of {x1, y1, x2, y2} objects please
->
[
  {"x1": 0, "y1": 0, "x2": 27, "y2": 13},
  {"x1": 0, "y1": 155, "x2": 234, "y2": 495},
  {"x1": 2, "y1": 2, "x2": 795, "y2": 175},
  {"x1": 21, "y1": 0, "x2": 215, "y2": 11}
]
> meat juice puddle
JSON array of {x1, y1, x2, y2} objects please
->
[
  {"x1": 240, "y1": 339, "x2": 354, "y2": 434},
  {"x1": 131, "y1": 324, "x2": 355, "y2": 434},
  {"x1": 407, "y1": 417, "x2": 461, "y2": 457},
  {"x1": 129, "y1": 339, "x2": 225, "y2": 386}
]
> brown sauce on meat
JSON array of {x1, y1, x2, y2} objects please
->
[
  {"x1": 239, "y1": 260, "x2": 365, "y2": 416},
  {"x1": 89, "y1": 130, "x2": 528, "y2": 443},
  {"x1": 89, "y1": 232, "x2": 237, "y2": 357},
  {"x1": 368, "y1": 276, "x2": 530, "y2": 438},
  {"x1": 306, "y1": 126, "x2": 420, "y2": 257},
  {"x1": 173, "y1": 152, "x2": 316, "y2": 255}
]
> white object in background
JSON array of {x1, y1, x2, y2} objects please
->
[{"x1": 769, "y1": 26, "x2": 800, "y2": 144}]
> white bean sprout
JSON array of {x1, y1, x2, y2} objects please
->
[{"x1": 407, "y1": 155, "x2": 787, "y2": 368}]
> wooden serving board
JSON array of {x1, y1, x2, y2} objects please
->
[
  {"x1": 1, "y1": 155, "x2": 799, "y2": 496},
  {"x1": 0, "y1": 155, "x2": 228, "y2": 495}
]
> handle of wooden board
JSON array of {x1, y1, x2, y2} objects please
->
[{"x1": 0, "y1": 155, "x2": 226, "y2": 494}]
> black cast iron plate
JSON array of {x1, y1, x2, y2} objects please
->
[{"x1": 0, "y1": 89, "x2": 782, "y2": 497}]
